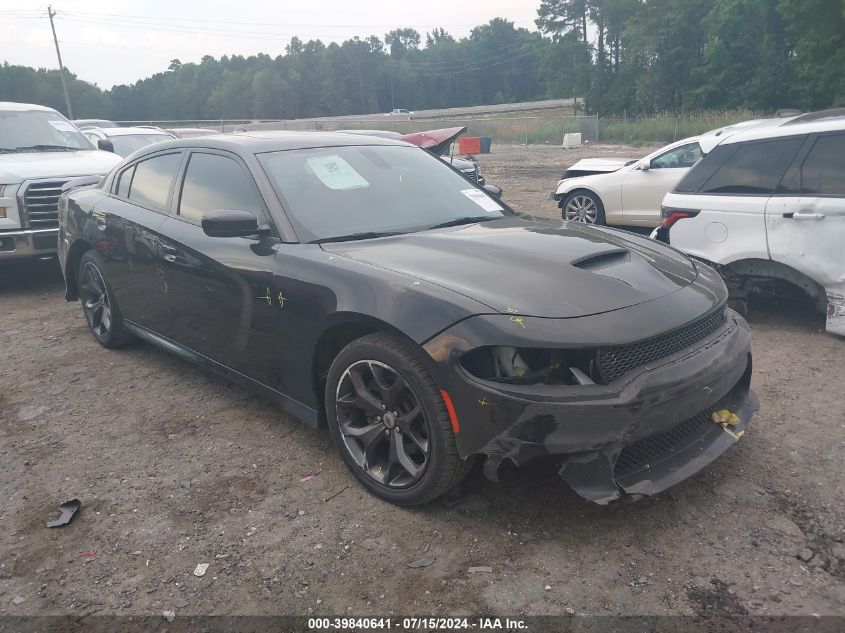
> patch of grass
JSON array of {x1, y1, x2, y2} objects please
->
[{"x1": 597, "y1": 110, "x2": 761, "y2": 145}]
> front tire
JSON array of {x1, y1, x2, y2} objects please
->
[
  {"x1": 325, "y1": 333, "x2": 470, "y2": 505},
  {"x1": 77, "y1": 250, "x2": 134, "y2": 348},
  {"x1": 561, "y1": 190, "x2": 606, "y2": 225}
]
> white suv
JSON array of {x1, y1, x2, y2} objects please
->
[{"x1": 658, "y1": 109, "x2": 845, "y2": 336}]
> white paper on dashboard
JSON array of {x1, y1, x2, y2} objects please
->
[
  {"x1": 306, "y1": 154, "x2": 370, "y2": 190},
  {"x1": 49, "y1": 120, "x2": 77, "y2": 133},
  {"x1": 461, "y1": 188, "x2": 503, "y2": 212}
]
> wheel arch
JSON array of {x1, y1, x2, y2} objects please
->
[
  {"x1": 557, "y1": 186, "x2": 604, "y2": 208},
  {"x1": 64, "y1": 238, "x2": 95, "y2": 301},
  {"x1": 311, "y1": 313, "x2": 421, "y2": 427},
  {"x1": 707, "y1": 256, "x2": 827, "y2": 305}
]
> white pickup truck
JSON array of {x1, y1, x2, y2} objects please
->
[{"x1": 0, "y1": 102, "x2": 121, "y2": 260}]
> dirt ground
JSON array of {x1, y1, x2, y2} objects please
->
[{"x1": 1, "y1": 144, "x2": 843, "y2": 622}]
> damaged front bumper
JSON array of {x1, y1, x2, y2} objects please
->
[{"x1": 424, "y1": 305, "x2": 759, "y2": 505}]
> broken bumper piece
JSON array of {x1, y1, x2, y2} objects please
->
[{"x1": 558, "y1": 379, "x2": 758, "y2": 504}]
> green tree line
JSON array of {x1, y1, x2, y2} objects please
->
[{"x1": 1, "y1": 0, "x2": 843, "y2": 121}]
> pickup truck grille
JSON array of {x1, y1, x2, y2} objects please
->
[
  {"x1": 461, "y1": 165, "x2": 479, "y2": 182},
  {"x1": 23, "y1": 180, "x2": 70, "y2": 229}
]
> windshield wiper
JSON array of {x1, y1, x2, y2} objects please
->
[
  {"x1": 428, "y1": 215, "x2": 495, "y2": 230},
  {"x1": 14, "y1": 144, "x2": 77, "y2": 152},
  {"x1": 313, "y1": 231, "x2": 404, "y2": 244}
]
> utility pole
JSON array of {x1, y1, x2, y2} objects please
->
[
  {"x1": 357, "y1": 63, "x2": 365, "y2": 115},
  {"x1": 47, "y1": 5, "x2": 73, "y2": 118}
]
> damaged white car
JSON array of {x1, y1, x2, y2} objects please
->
[
  {"x1": 552, "y1": 137, "x2": 702, "y2": 227},
  {"x1": 656, "y1": 109, "x2": 845, "y2": 337}
]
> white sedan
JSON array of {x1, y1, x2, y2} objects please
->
[{"x1": 552, "y1": 137, "x2": 702, "y2": 227}]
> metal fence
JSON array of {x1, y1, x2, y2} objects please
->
[
  {"x1": 595, "y1": 110, "x2": 760, "y2": 145},
  {"x1": 119, "y1": 115, "x2": 600, "y2": 147}
]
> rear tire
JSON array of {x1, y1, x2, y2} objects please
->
[
  {"x1": 561, "y1": 190, "x2": 606, "y2": 225},
  {"x1": 77, "y1": 250, "x2": 134, "y2": 349},
  {"x1": 325, "y1": 332, "x2": 470, "y2": 505}
]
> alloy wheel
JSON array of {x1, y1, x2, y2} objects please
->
[
  {"x1": 335, "y1": 360, "x2": 431, "y2": 488},
  {"x1": 80, "y1": 261, "x2": 112, "y2": 338},
  {"x1": 564, "y1": 195, "x2": 599, "y2": 223}
]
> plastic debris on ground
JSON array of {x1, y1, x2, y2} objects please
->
[
  {"x1": 407, "y1": 558, "x2": 435, "y2": 568},
  {"x1": 194, "y1": 563, "x2": 209, "y2": 577},
  {"x1": 46, "y1": 499, "x2": 81, "y2": 528}
]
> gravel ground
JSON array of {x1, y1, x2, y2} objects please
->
[{"x1": 1, "y1": 144, "x2": 843, "y2": 621}]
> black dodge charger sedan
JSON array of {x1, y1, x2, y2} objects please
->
[{"x1": 58, "y1": 132, "x2": 758, "y2": 506}]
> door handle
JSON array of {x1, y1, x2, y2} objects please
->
[
  {"x1": 786, "y1": 210, "x2": 825, "y2": 220},
  {"x1": 160, "y1": 244, "x2": 178, "y2": 262},
  {"x1": 92, "y1": 210, "x2": 107, "y2": 229}
]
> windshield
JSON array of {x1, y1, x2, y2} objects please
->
[
  {"x1": 0, "y1": 109, "x2": 94, "y2": 151},
  {"x1": 108, "y1": 133, "x2": 172, "y2": 157},
  {"x1": 258, "y1": 145, "x2": 508, "y2": 242}
]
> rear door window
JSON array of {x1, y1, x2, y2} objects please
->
[
  {"x1": 800, "y1": 134, "x2": 845, "y2": 196},
  {"x1": 115, "y1": 165, "x2": 134, "y2": 198},
  {"x1": 127, "y1": 152, "x2": 183, "y2": 211},
  {"x1": 697, "y1": 138, "x2": 803, "y2": 195}
]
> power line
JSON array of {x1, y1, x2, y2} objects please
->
[
  {"x1": 60, "y1": 9, "x2": 489, "y2": 30},
  {"x1": 52, "y1": 13, "x2": 545, "y2": 72}
]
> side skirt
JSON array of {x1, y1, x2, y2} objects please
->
[{"x1": 122, "y1": 320, "x2": 320, "y2": 427}]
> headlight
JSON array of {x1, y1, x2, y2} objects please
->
[
  {"x1": 0, "y1": 184, "x2": 12, "y2": 218},
  {"x1": 460, "y1": 346, "x2": 599, "y2": 386}
]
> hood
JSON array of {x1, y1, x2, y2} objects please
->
[
  {"x1": 0, "y1": 150, "x2": 121, "y2": 182},
  {"x1": 323, "y1": 217, "x2": 699, "y2": 318},
  {"x1": 565, "y1": 157, "x2": 637, "y2": 173},
  {"x1": 441, "y1": 156, "x2": 475, "y2": 172},
  {"x1": 398, "y1": 126, "x2": 467, "y2": 156}
]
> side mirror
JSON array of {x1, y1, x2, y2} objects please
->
[
  {"x1": 201, "y1": 209, "x2": 260, "y2": 238},
  {"x1": 97, "y1": 139, "x2": 115, "y2": 153},
  {"x1": 636, "y1": 162, "x2": 650, "y2": 172},
  {"x1": 483, "y1": 184, "x2": 503, "y2": 198}
]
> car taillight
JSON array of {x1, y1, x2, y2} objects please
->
[{"x1": 660, "y1": 207, "x2": 699, "y2": 229}]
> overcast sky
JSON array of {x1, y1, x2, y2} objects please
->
[{"x1": 1, "y1": 1, "x2": 540, "y2": 89}]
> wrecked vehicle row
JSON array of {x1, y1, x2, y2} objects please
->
[
  {"x1": 656, "y1": 109, "x2": 845, "y2": 337},
  {"x1": 57, "y1": 130, "x2": 758, "y2": 506}
]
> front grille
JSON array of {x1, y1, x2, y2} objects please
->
[
  {"x1": 23, "y1": 180, "x2": 70, "y2": 229},
  {"x1": 597, "y1": 307, "x2": 727, "y2": 383},
  {"x1": 462, "y1": 165, "x2": 479, "y2": 182},
  {"x1": 614, "y1": 408, "x2": 715, "y2": 479}
]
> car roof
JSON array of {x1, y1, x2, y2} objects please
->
[
  {"x1": 336, "y1": 129, "x2": 403, "y2": 139},
  {"x1": 93, "y1": 126, "x2": 174, "y2": 137},
  {"x1": 706, "y1": 110, "x2": 845, "y2": 147},
  {"x1": 133, "y1": 131, "x2": 412, "y2": 156},
  {"x1": 0, "y1": 101, "x2": 59, "y2": 113},
  {"x1": 167, "y1": 127, "x2": 219, "y2": 132}
]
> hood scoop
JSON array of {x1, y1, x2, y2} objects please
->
[{"x1": 570, "y1": 247, "x2": 630, "y2": 271}]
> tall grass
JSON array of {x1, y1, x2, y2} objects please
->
[{"x1": 597, "y1": 109, "x2": 761, "y2": 145}]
